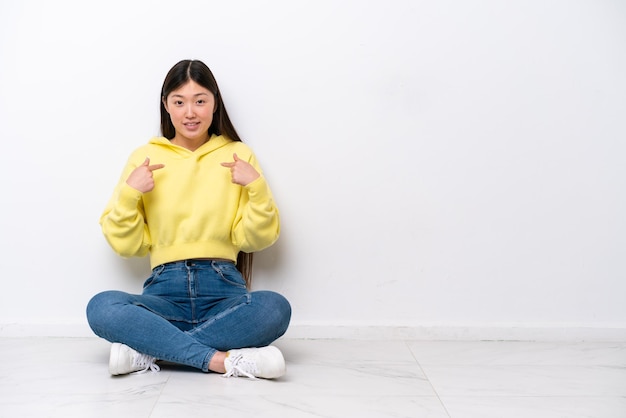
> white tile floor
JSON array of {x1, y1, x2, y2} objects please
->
[{"x1": 1, "y1": 337, "x2": 625, "y2": 417}]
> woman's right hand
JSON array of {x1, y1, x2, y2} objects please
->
[{"x1": 126, "y1": 157, "x2": 165, "y2": 193}]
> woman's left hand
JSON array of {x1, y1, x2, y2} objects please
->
[{"x1": 221, "y1": 153, "x2": 260, "y2": 186}]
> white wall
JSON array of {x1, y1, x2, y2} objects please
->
[{"x1": 1, "y1": 0, "x2": 625, "y2": 340}]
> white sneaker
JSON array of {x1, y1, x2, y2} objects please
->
[
  {"x1": 223, "y1": 346, "x2": 285, "y2": 379},
  {"x1": 109, "y1": 343, "x2": 160, "y2": 375}
]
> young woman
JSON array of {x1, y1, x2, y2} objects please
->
[{"x1": 86, "y1": 59, "x2": 291, "y2": 379}]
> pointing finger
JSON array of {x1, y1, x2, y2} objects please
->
[{"x1": 148, "y1": 163, "x2": 165, "y2": 171}]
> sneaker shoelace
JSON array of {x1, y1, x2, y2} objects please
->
[
  {"x1": 222, "y1": 354, "x2": 258, "y2": 379},
  {"x1": 132, "y1": 352, "x2": 161, "y2": 374}
]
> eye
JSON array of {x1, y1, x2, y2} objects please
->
[
  {"x1": 173, "y1": 100, "x2": 183, "y2": 106},
  {"x1": 196, "y1": 99, "x2": 206, "y2": 105}
]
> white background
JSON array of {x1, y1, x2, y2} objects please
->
[{"x1": 1, "y1": 0, "x2": 624, "y2": 338}]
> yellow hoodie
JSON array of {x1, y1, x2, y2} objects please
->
[{"x1": 100, "y1": 135, "x2": 279, "y2": 269}]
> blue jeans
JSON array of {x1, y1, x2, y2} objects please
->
[{"x1": 86, "y1": 259, "x2": 291, "y2": 372}]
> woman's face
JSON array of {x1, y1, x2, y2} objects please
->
[{"x1": 163, "y1": 80, "x2": 216, "y2": 148}]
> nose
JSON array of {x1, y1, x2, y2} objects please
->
[{"x1": 185, "y1": 103, "x2": 195, "y2": 117}]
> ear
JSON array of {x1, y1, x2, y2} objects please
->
[{"x1": 162, "y1": 96, "x2": 170, "y2": 113}]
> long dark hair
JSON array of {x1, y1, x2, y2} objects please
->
[{"x1": 160, "y1": 59, "x2": 253, "y2": 287}]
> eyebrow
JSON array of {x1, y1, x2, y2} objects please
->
[{"x1": 170, "y1": 92, "x2": 210, "y2": 98}]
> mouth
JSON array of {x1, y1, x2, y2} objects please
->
[{"x1": 183, "y1": 122, "x2": 201, "y2": 131}]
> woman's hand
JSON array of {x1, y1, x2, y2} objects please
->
[
  {"x1": 221, "y1": 153, "x2": 260, "y2": 186},
  {"x1": 126, "y1": 157, "x2": 165, "y2": 193}
]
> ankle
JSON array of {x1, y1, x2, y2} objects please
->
[{"x1": 209, "y1": 351, "x2": 227, "y2": 373}]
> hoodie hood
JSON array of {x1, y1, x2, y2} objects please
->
[{"x1": 148, "y1": 134, "x2": 232, "y2": 158}]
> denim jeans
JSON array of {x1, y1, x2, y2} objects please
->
[{"x1": 86, "y1": 259, "x2": 291, "y2": 372}]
